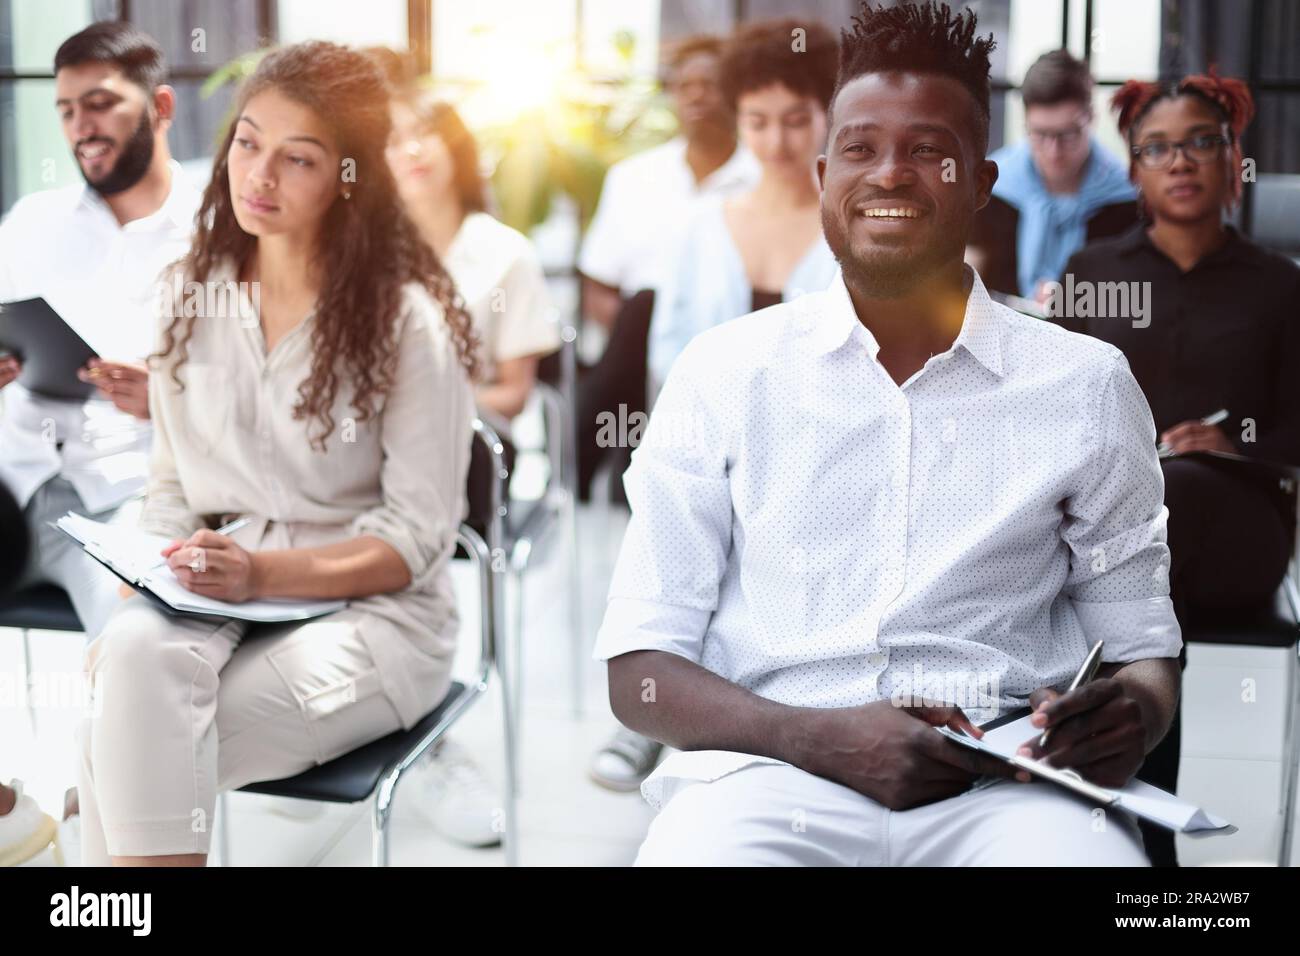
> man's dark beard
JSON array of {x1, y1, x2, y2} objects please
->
[
  {"x1": 821, "y1": 203, "x2": 967, "y2": 299},
  {"x1": 80, "y1": 110, "x2": 155, "y2": 196}
]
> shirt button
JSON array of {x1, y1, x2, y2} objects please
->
[{"x1": 892, "y1": 472, "x2": 907, "y2": 491}]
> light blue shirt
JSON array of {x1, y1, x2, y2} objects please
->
[
  {"x1": 649, "y1": 197, "x2": 840, "y2": 388},
  {"x1": 988, "y1": 138, "x2": 1135, "y2": 298}
]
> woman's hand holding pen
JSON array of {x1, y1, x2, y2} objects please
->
[
  {"x1": 78, "y1": 358, "x2": 150, "y2": 419},
  {"x1": 165, "y1": 529, "x2": 259, "y2": 602},
  {"x1": 1016, "y1": 681, "x2": 1147, "y2": 788},
  {"x1": 1159, "y1": 420, "x2": 1235, "y2": 455}
]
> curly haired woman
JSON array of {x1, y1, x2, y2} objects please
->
[{"x1": 76, "y1": 41, "x2": 480, "y2": 866}]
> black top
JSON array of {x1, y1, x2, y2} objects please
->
[
  {"x1": 751, "y1": 288, "x2": 783, "y2": 312},
  {"x1": 1056, "y1": 225, "x2": 1300, "y2": 467},
  {"x1": 970, "y1": 194, "x2": 1140, "y2": 297}
]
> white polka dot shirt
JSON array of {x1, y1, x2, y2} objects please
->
[{"x1": 594, "y1": 269, "x2": 1183, "y2": 728}]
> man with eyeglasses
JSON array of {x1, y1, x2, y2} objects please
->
[{"x1": 969, "y1": 49, "x2": 1136, "y2": 303}]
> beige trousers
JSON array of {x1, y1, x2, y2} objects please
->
[{"x1": 77, "y1": 595, "x2": 450, "y2": 863}]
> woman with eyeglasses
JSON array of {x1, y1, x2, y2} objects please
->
[{"x1": 1055, "y1": 73, "x2": 1300, "y2": 867}]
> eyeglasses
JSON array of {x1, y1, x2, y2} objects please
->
[
  {"x1": 1130, "y1": 133, "x2": 1229, "y2": 169},
  {"x1": 1026, "y1": 123, "x2": 1088, "y2": 147}
]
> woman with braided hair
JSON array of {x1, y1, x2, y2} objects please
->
[
  {"x1": 1057, "y1": 72, "x2": 1300, "y2": 865},
  {"x1": 76, "y1": 41, "x2": 480, "y2": 866}
]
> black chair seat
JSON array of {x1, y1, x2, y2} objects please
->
[
  {"x1": 239, "y1": 681, "x2": 467, "y2": 803},
  {"x1": 1183, "y1": 587, "x2": 1299, "y2": 649},
  {"x1": 0, "y1": 585, "x2": 82, "y2": 632}
]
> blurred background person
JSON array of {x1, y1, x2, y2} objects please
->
[
  {"x1": 575, "y1": 34, "x2": 758, "y2": 503},
  {"x1": 592, "y1": 17, "x2": 840, "y2": 793},
  {"x1": 1056, "y1": 72, "x2": 1299, "y2": 866},
  {"x1": 382, "y1": 67, "x2": 559, "y2": 439},
  {"x1": 374, "y1": 49, "x2": 551, "y2": 850},
  {"x1": 648, "y1": 17, "x2": 840, "y2": 389},
  {"x1": 970, "y1": 50, "x2": 1136, "y2": 302}
]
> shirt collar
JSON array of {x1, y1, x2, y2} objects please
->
[
  {"x1": 810, "y1": 267, "x2": 1005, "y2": 377},
  {"x1": 74, "y1": 160, "x2": 196, "y2": 231},
  {"x1": 668, "y1": 136, "x2": 759, "y2": 194}
]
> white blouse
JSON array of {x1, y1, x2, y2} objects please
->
[
  {"x1": 141, "y1": 260, "x2": 475, "y2": 728},
  {"x1": 444, "y1": 211, "x2": 560, "y2": 381}
]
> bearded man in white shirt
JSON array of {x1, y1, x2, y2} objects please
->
[
  {"x1": 595, "y1": 0, "x2": 1182, "y2": 867},
  {"x1": 0, "y1": 22, "x2": 200, "y2": 862}
]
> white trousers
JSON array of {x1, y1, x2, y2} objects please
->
[
  {"x1": 635, "y1": 760, "x2": 1150, "y2": 866},
  {"x1": 77, "y1": 596, "x2": 448, "y2": 863}
]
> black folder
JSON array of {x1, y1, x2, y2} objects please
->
[{"x1": 0, "y1": 297, "x2": 98, "y2": 401}]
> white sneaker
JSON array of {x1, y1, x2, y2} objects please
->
[
  {"x1": 408, "y1": 739, "x2": 502, "y2": 848},
  {"x1": 0, "y1": 780, "x2": 61, "y2": 867},
  {"x1": 589, "y1": 729, "x2": 663, "y2": 792}
]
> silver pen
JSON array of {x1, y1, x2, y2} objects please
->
[
  {"x1": 1038, "y1": 639, "x2": 1105, "y2": 750},
  {"x1": 213, "y1": 515, "x2": 250, "y2": 536}
]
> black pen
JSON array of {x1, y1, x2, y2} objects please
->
[{"x1": 1038, "y1": 639, "x2": 1105, "y2": 750}]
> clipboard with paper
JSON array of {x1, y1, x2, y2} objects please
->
[
  {"x1": 937, "y1": 707, "x2": 1236, "y2": 836},
  {"x1": 53, "y1": 512, "x2": 347, "y2": 624}
]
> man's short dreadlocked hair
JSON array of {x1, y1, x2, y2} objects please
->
[{"x1": 833, "y1": 2, "x2": 996, "y2": 153}]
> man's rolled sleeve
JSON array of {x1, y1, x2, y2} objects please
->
[
  {"x1": 1062, "y1": 353, "x2": 1183, "y2": 662},
  {"x1": 593, "y1": 343, "x2": 733, "y2": 664}
]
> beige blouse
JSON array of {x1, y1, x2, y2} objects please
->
[{"x1": 141, "y1": 260, "x2": 475, "y2": 728}]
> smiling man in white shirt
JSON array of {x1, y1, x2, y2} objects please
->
[
  {"x1": 0, "y1": 22, "x2": 200, "y2": 634},
  {"x1": 0, "y1": 21, "x2": 202, "y2": 865},
  {"x1": 595, "y1": 1, "x2": 1182, "y2": 867}
]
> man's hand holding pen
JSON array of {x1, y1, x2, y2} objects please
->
[{"x1": 1015, "y1": 679, "x2": 1148, "y2": 788}]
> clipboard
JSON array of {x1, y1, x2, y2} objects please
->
[
  {"x1": 937, "y1": 707, "x2": 1235, "y2": 834},
  {"x1": 53, "y1": 513, "x2": 348, "y2": 624},
  {"x1": 938, "y1": 708, "x2": 1117, "y2": 806},
  {"x1": 0, "y1": 297, "x2": 98, "y2": 401}
]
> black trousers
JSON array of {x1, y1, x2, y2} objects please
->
[
  {"x1": 1134, "y1": 455, "x2": 1292, "y2": 866},
  {"x1": 576, "y1": 289, "x2": 656, "y2": 504}
]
